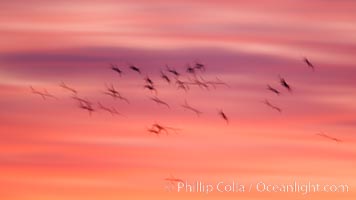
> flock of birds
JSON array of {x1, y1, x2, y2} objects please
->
[
  {"x1": 28, "y1": 56, "x2": 344, "y2": 187},
  {"x1": 263, "y1": 58, "x2": 314, "y2": 113},
  {"x1": 29, "y1": 57, "x2": 341, "y2": 142},
  {"x1": 30, "y1": 60, "x2": 230, "y2": 134}
]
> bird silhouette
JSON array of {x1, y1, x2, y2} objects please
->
[
  {"x1": 147, "y1": 128, "x2": 161, "y2": 136},
  {"x1": 205, "y1": 77, "x2": 229, "y2": 89},
  {"x1": 164, "y1": 174, "x2": 184, "y2": 184},
  {"x1": 267, "y1": 84, "x2": 280, "y2": 95},
  {"x1": 144, "y1": 84, "x2": 158, "y2": 95},
  {"x1": 97, "y1": 102, "x2": 120, "y2": 116},
  {"x1": 144, "y1": 76, "x2": 154, "y2": 86},
  {"x1": 194, "y1": 61, "x2": 206, "y2": 72},
  {"x1": 160, "y1": 70, "x2": 171, "y2": 83},
  {"x1": 316, "y1": 132, "x2": 342, "y2": 143},
  {"x1": 30, "y1": 86, "x2": 57, "y2": 100},
  {"x1": 72, "y1": 96, "x2": 91, "y2": 105},
  {"x1": 303, "y1": 57, "x2": 315, "y2": 71},
  {"x1": 129, "y1": 65, "x2": 141, "y2": 74},
  {"x1": 263, "y1": 99, "x2": 282, "y2": 113},
  {"x1": 150, "y1": 96, "x2": 170, "y2": 108},
  {"x1": 147, "y1": 123, "x2": 179, "y2": 136},
  {"x1": 175, "y1": 78, "x2": 189, "y2": 92},
  {"x1": 152, "y1": 124, "x2": 169, "y2": 135},
  {"x1": 79, "y1": 103, "x2": 94, "y2": 115},
  {"x1": 279, "y1": 75, "x2": 292, "y2": 92},
  {"x1": 152, "y1": 123, "x2": 180, "y2": 134},
  {"x1": 59, "y1": 81, "x2": 77, "y2": 95},
  {"x1": 104, "y1": 84, "x2": 130, "y2": 104},
  {"x1": 111, "y1": 64, "x2": 123, "y2": 76},
  {"x1": 77, "y1": 99, "x2": 94, "y2": 115},
  {"x1": 164, "y1": 177, "x2": 184, "y2": 183},
  {"x1": 186, "y1": 64, "x2": 196, "y2": 75},
  {"x1": 164, "y1": 174, "x2": 184, "y2": 192},
  {"x1": 181, "y1": 100, "x2": 202, "y2": 116},
  {"x1": 188, "y1": 76, "x2": 209, "y2": 90},
  {"x1": 72, "y1": 96, "x2": 92, "y2": 106},
  {"x1": 166, "y1": 65, "x2": 180, "y2": 76},
  {"x1": 218, "y1": 109, "x2": 229, "y2": 124}
]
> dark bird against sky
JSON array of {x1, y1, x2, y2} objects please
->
[
  {"x1": 147, "y1": 123, "x2": 180, "y2": 136},
  {"x1": 205, "y1": 77, "x2": 229, "y2": 89},
  {"x1": 97, "y1": 102, "x2": 120, "y2": 116},
  {"x1": 111, "y1": 63, "x2": 123, "y2": 76},
  {"x1": 144, "y1": 76, "x2": 154, "y2": 86},
  {"x1": 75, "y1": 98, "x2": 94, "y2": 115},
  {"x1": 181, "y1": 100, "x2": 202, "y2": 116},
  {"x1": 129, "y1": 65, "x2": 141, "y2": 74},
  {"x1": 175, "y1": 78, "x2": 190, "y2": 92},
  {"x1": 166, "y1": 65, "x2": 180, "y2": 76},
  {"x1": 267, "y1": 84, "x2": 280, "y2": 95},
  {"x1": 218, "y1": 109, "x2": 229, "y2": 124},
  {"x1": 263, "y1": 99, "x2": 282, "y2": 113},
  {"x1": 104, "y1": 84, "x2": 130, "y2": 104},
  {"x1": 279, "y1": 76, "x2": 292, "y2": 92},
  {"x1": 150, "y1": 96, "x2": 170, "y2": 108},
  {"x1": 188, "y1": 76, "x2": 210, "y2": 90},
  {"x1": 316, "y1": 132, "x2": 342, "y2": 143},
  {"x1": 194, "y1": 61, "x2": 206, "y2": 72},
  {"x1": 30, "y1": 86, "x2": 57, "y2": 100},
  {"x1": 160, "y1": 70, "x2": 171, "y2": 83},
  {"x1": 303, "y1": 57, "x2": 315, "y2": 71},
  {"x1": 144, "y1": 84, "x2": 158, "y2": 95},
  {"x1": 186, "y1": 64, "x2": 196, "y2": 75},
  {"x1": 79, "y1": 102, "x2": 94, "y2": 115},
  {"x1": 59, "y1": 81, "x2": 77, "y2": 95}
]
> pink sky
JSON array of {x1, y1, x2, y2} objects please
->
[{"x1": 1, "y1": 0, "x2": 356, "y2": 199}]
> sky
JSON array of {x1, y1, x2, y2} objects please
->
[{"x1": 0, "y1": 0, "x2": 356, "y2": 199}]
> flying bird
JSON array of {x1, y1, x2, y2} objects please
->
[
  {"x1": 147, "y1": 128, "x2": 161, "y2": 136},
  {"x1": 144, "y1": 76, "x2": 154, "y2": 86},
  {"x1": 316, "y1": 132, "x2": 342, "y2": 143},
  {"x1": 303, "y1": 57, "x2": 315, "y2": 71},
  {"x1": 279, "y1": 76, "x2": 292, "y2": 92},
  {"x1": 59, "y1": 81, "x2": 77, "y2": 95},
  {"x1": 104, "y1": 84, "x2": 130, "y2": 104},
  {"x1": 218, "y1": 109, "x2": 229, "y2": 124},
  {"x1": 110, "y1": 64, "x2": 123, "y2": 76},
  {"x1": 147, "y1": 123, "x2": 180, "y2": 135},
  {"x1": 30, "y1": 86, "x2": 57, "y2": 100},
  {"x1": 150, "y1": 96, "x2": 170, "y2": 108},
  {"x1": 194, "y1": 61, "x2": 206, "y2": 72},
  {"x1": 181, "y1": 100, "x2": 202, "y2": 116},
  {"x1": 164, "y1": 174, "x2": 184, "y2": 192},
  {"x1": 166, "y1": 65, "x2": 180, "y2": 76},
  {"x1": 153, "y1": 123, "x2": 180, "y2": 134},
  {"x1": 160, "y1": 70, "x2": 171, "y2": 83},
  {"x1": 164, "y1": 174, "x2": 184, "y2": 184},
  {"x1": 165, "y1": 177, "x2": 184, "y2": 183},
  {"x1": 129, "y1": 65, "x2": 141, "y2": 74},
  {"x1": 78, "y1": 101, "x2": 95, "y2": 116},
  {"x1": 144, "y1": 84, "x2": 158, "y2": 95},
  {"x1": 263, "y1": 99, "x2": 282, "y2": 113},
  {"x1": 186, "y1": 64, "x2": 196, "y2": 75},
  {"x1": 267, "y1": 85, "x2": 280, "y2": 95},
  {"x1": 73, "y1": 98, "x2": 94, "y2": 115},
  {"x1": 97, "y1": 102, "x2": 120, "y2": 116},
  {"x1": 72, "y1": 96, "x2": 91, "y2": 105},
  {"x1": 175, "y1": 78, "x2": 189, "y2": 92},
  {"x1": 72, "y1": 96, "x2": 92, "y2": 105},
  {"x1": 205, "y1": 77, "x2": 229, "y2": 89},
  {"x1": 188, "y1": 76, "x2": 209, "y2": 90}
]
